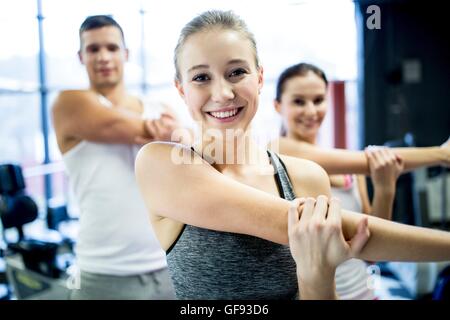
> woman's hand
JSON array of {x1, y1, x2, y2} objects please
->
[
  {"x1": 365, "y1": 146, "x2": 404, "y2": 191},
  {"x1": 288, "y1": 195, "x2": 370, "y2": 299}
]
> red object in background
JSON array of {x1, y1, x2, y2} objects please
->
[{"x1": 329, "y1": 81, "x2": 347, "y2": 149}]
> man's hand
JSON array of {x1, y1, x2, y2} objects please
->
[
  {"x1": 146, "y1": 112, "x2": 180, "y2": 141},
  {"x1": 135, "y1": 112, "x2": 181, "y2": 145}
]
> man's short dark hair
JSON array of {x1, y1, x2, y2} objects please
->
[{"x1": 79, "y1": 15, "x2": 125, "y2": 50}]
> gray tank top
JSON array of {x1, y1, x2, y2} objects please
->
[{"x1": 166, "y1": 150, "x2": 298, "y2": 299}]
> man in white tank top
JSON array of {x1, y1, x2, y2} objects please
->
[{"x1": 52, "y1": 15, "x2": 179, "y2": 299}]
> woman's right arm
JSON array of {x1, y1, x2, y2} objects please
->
[
  {"x1": 135, "y1": 142, "x2": 450, "y2": 261},
  {"x1": 135, "y1": 142, "x2": 292, "y2": 245}
]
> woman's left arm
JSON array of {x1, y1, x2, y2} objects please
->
[
  {"x1": 282, "y1": 154, "x2": 450, "y2": 262},
  {"x1": 277, "y1": 137, "x2": 450, "y2": 175}
]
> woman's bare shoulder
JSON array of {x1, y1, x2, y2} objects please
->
[
  {"x1": 136, "y1": 142, "x2": 204, "y2": 167},
  {"x1": 135, "y1": 142, "x2": 218, "y2": 185},
  {"x1": 137, "y1": 141, "x2": 189, "y2": 156},
  {"x1": 278, "y1": 154, "x2": 331, "y2": 198}
]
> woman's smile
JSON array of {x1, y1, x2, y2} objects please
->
[{"x1": 205, "y1": 106, "x2": 245, "y2": 123}]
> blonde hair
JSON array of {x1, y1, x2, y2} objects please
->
[{"x1": 174, "y1": 10, "x2": 260, "y2": 80}]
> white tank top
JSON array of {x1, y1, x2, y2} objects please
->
[
  {"x1": 331, "y1": 176, "x2": 376, "y2": 300},
  {"x1": 62, "y1": 95, "x2": 167, "y2": 275}
]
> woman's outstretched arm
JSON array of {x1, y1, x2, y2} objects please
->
[
  {"x1": 345, "y1": 211, "x2": 450, "y2": 262},
  {"x1": 135, "y1": 142, "x2": 292, "y2": 245},
  {"x1": 276, "y1": 137, "x2": 450, "y2": 175},
  {"x1": 135, "y1": 142, "x2": 450, "y2": 261}
]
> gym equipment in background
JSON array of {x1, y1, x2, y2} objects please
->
[{"x1": 0, "y1": 163, "x2": 74, "y2": 299}]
